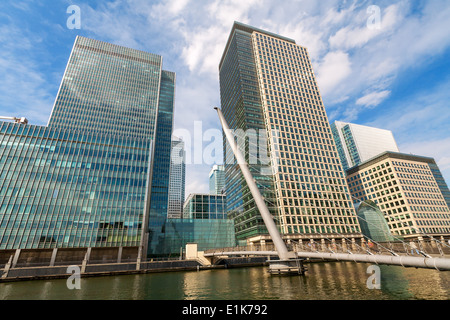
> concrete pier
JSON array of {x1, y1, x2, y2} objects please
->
[{"x1": 268, "y1": 259, "x2": 307, "y2": 275}]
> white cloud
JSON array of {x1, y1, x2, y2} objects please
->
[
  {"x1": 167, "y1": 0, "x2": 190, "y2": 15},
  {"x1": 355, "y1": 90, "x2": 391, "y2": 107},
  {"x1": 178, "y1": 0, "x2": 263, "y2": 75},
  {"x1": 81, "y1": 2, "x2": 142, "y2": 50},
  {"x1": 316, "y1": 51, "x2": 352, "y2": 96},
  {"x1": 396, "y1": 1, "x2": 450, "y2": 65},
  {"x1": 368, "y1": 88, "x2": 450, "y2": 139},
  {"x1": 185, "y1": 165, "x2": 211, "y2": 196},
  {"x1": 329, "y1": 4, "x2": 401, "y2": 50},
  {"x1": 0, "y1": 24, "x2": 54, "y2": 125},
  {"x1": 401, "y1": 137, "x2": 450, "y2": 167},
  {"x1": 207, "y1": 0, "x2": 261, "y2": 28},
  {"x1": 145, "y1": 0, "x2": 190, "y2": 23},
  {"x1": 3, "y1": 0, "x2": 450, "y2": 194},
  {"x1": 321, "y1": 1, "x2": 450, "y2": 119},
  {"x1": 180, "y1": 25, "x2": 227, "y2": 74}
]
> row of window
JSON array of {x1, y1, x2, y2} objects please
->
[
  {"x1": 253, "y1": 31, "x2": 360, "y2": 234},
  {"x1": 0, "y1": 124, "x2": 149, "y2": 249}
]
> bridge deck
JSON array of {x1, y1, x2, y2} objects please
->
[{"x1": 204, "y1": 240, "x2": 450, "y2": 271}]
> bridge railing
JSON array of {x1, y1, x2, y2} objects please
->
[
  {"x1": 204, "y1": 239, "x2": 450, "y2": 257},
  {"x1": 204, "y1": 244, "x2": 278, "y2": 255}
]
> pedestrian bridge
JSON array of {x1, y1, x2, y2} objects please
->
[
  {"x1": 202, "y1": 240, "x2": 450, "y2": 273},
  {"x1": 214, "y1": 107, "x2": 450, "y2": 275}
]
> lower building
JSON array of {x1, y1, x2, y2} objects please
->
[
  {"x1": 156, "y1": 218, "x2": 236, "y2": 255},
  {"x1": 183, "y1": 194, "x2": 227, "y2": 220},
  {"x1": 346, "y1": 151, "x2": 450, "y2": 240},
  {"x1": 150, "y1": 193, "x2": 233, "y2": 255},
  {"x1": 144, "y1": 191, "x2": 234, "y2": 255}
]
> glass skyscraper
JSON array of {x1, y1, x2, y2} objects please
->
[
  {"x1": 0, "y1": 36, "x2": 175, "y2": 255},
  {"x1": 219, "y1": 23, "x2": 279, "y2": 241},
  {"x1": 219, "y1": 22, "x2": 362, "y2": 244},
  {"x1": 331, "y1": 121, "x2": 399, "y2": 171},
  {"x1": 146, "y1": 70, "x2": 176, "y2": 255},
  {"x1": 168, "y1": 136, "x2": 186, "y2": 219},
  {"x1": 209, "y1": 165, "x2": 225, "y2": 195},
  {"x1": 48, "y1": 36, "x2": 163, "y2": 140}
]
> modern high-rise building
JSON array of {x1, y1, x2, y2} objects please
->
[
  {"x1": 48, "y1": 37, "x2": 163, "y2": 140},
  {"x1": 209, "y1": 165, "x2": 225, "y2": 195},
  {"x1": 346, "y1": 151, "x2": 450, "y2": 239},
  {"x1": 219, "y1": 22, "x2": 362, "y2": 245},
  {"x1": 331, "y1": 121, "x2": 399, "y2": 171},
  {"x1": 168, "y1": 136, "x2": 186, "y2": 219},
  {"x1": 0, "y1": 36, "x2": 175, "y2": 256}
]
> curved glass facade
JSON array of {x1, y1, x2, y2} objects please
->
[
  {"x1": 355, "y1": 200, "x2": 396, "y2": 242},
  {"x1": 0, "y1": 122, "x2": 150, "y2": 249}
]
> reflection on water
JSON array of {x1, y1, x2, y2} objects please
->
[{"x1": 0, "y1": 262, "x2": 449, "y2": 300}]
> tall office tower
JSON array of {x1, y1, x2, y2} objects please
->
[
  {"x1": 0, "y1": 36, "x2": 175, "y2": 255},
  {"x1": 331, "y1": 121, "x2": 399, "y2": 171},
  {"x1": 209, "y1": 165, "x2": 225, "y2": 195},
  {"x1": 146, "y1": 71, "x2": 176, "y2": 255},
  {"x1": 168, "y1": 136, "x2": 186, "y2": 219},
  {"x1": 346, "y1": 152, "x2": 450, "y2": 239},
  {"x1": 219, "y1": 22, "x2": 362, "y2": 244},
  {"x1": 48, "y1": 36, "x2": 163, "y2": 140}
]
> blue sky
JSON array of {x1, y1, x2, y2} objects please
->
[{"x1": 0, "y1": 0, "x2": 449, "y2": 197}]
